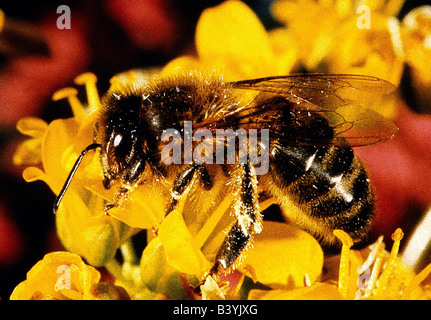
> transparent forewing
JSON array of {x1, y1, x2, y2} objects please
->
[
  {"x1": 231, "y1": 74, "x2": 396, "y2": 111},
  {"x1": 326, "y1": 104, "x2": 398, "y2": 146},
  {"x1": 228, "y1": 74, "x2": 398, "y2": 147}
]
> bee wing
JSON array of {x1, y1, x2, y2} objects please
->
[
  {"x1": 226, "y1": 74, "x2": 398, "y2": 147},
  {"x1": 231, "y1": 74, "x2": 396, "y2": 110}
]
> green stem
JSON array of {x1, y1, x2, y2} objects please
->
[{"x1": 120, "y1": 238, "x2": 139, "y2": 265}]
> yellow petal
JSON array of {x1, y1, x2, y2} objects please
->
[
  {"x1": 10, "y1": 251, "x2": 101, "y2": 300},
  {"x1": 272, "y1": 0, "x2": 339, "y2": 70},
  {"x1": 401, "y1": 6, "x2": 431, "y2": 112},
  {"x1": 22, "y1": 167, "x2": 48, "y2": 183},
  {"x1": 107, "y1": 183, "x2": 167, "y2": 230},
  {"x1": 270, "y1": 0, "x2": 299, "y2": 24},
  {"x1": 42, "y1": 117, "x2": 97, "y2": 194},
  {"x1": 267, "y1": 28, "x2": 299, "y2": 74},
  {"x1": 249, "y1": 283, "x2": 344, "y2": 300},
  {"x1": 201, "y1": 274, "x2": 227, "y2": 300},
  {"x1": 55, "y1": 191, "x2": 134, "y2": 267},
  {"x1": 41, "y1": 118, "x2": 80, "y2": 191},
  {"x1": 158, "y1": 208, "x2": 212, "y2": 276},
  {"x1": 16, "y1": 117, "x2": 48, "y2": 138},
  {"x1": 195, "y1": 0, "x2": 273, "y2": 79},
  {"x1": 329, "y1": 15, "x2": 404, "y2": 84},
  {"x1": 196, "y1": 0, "x2": 271, "y2": 60},
  {"x1": 370, "y1": 0, "x2": 405, "y2": 16},
  {"x1": 13, "y1": 138, "x2": 43, "y2": 166},
  {"x1": 14, "y1": 118, "x2": 47, "y2": 166},
  {"x1": 140, "y1": 237, "x2": 190, "y2": 300},
  {"x1": 160, "y1": 56, "x2": 201, "y2": 76},
  {"x1": 242, "y1": 221, "x2": 323, "y2": 288}
]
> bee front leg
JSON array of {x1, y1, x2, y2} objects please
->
[
  {"x1": 210, "y1": 161, "x2": 262, "y2": 275},
  {"x1": 153, "y1": 163, "x2": 212, "y2": 234}
]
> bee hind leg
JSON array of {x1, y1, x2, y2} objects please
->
[{"x1": 210, "y1": 161, "x2": 262, "y2": 275}]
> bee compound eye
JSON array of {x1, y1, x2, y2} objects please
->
[{"x1": 113, "y1": 133, "x2": 123, "y2": 147}]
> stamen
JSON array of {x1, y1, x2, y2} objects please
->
[
  {"x1": 363, "y1": 241, "x2": 386, "y2": 299},
  {"x1": 333, "y1": 229, "x2": 353, "y2": 297},
  {"x1": 52, "y1": 88, "x2": 86, "y2": 121},
  {"x1": 74, "y1": 72, "x2": 101, "y2": 112},
  {"x1": 375, "y1": 228, "x2": 404, "y2": 297},
  {"x1": 357, "y1": 236, "x2": 384, "y2": 275},
  {"x1": 402, "y1": 262, "x2": 431, "y2": 300}
]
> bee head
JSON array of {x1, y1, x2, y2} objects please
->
[{"x1": 98, "y1": 93, "x2": 149, "y2": 189}]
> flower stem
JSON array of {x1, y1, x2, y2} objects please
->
[{"x1": 120, "y1": 239, "x2": 139, "y2": 265}]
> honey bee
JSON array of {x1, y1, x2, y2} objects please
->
[{"x1": 53, "y1": 72, "x2": 397, "y2": 275}]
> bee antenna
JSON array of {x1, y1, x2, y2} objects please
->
[{"x1": 53, "y1": 143, "x2": 101, "y2": 214}]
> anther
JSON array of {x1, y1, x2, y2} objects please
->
[
  {"x1": 74, "y1": 72, "x2": 101, "y2": 112},
  {"x1": 52, "y1": 87, "x2": 86, "y2": 121},
  {"x1": 375, "y1": 228, "x2": 404, "y2": 297}
]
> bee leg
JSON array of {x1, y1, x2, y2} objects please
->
[
  {"x1": 167, "y1": 164, "x2": 212, "y2": 214},
  {"x1": 104, "y1": 185, "x2": 132, "y2": 214},
  {"x1": 153, "y1": 164, "x2": 212, "y2": 234},
  {"x1": 210, "y1": 161, "x2": 261, "y2": 275}
]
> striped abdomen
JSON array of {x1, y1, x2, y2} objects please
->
[
  {"x1": 261, "y1": 100, "x2": 375, "y2": 245},
  {"x1": 267, "y1": 143, "x2": 374, "y2": 245}
]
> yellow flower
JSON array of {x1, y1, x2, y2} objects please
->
[
  {"x1": 401, "y1": 5, "x2": 431, "y2": 112},
  {"x1": 240, "y1": 221, "x2": 323, "y2": 288},
  {"x1": 133, "y1": 186, "x2": 323, "y2": 298},
  {"x1": 271, "y1": 0, "x2": 405, "y2": 87},
  {"x1": 10, "y1": 251, "x2": 129, "y2": 300},
  {"x1": 156, "y1": 204, "x2": 324, "y2": 289},
  {"x1": 327, "y1": 14, "x2": 404, "y2": 87},
  {"x1": 249, "y1": 228, "x2": 431, "y2": 300},
  {"x1": 13, "y1": 73, "x2": 138, "y2": 266},
  {"x1": 162, "y1": 0, "x2": 298, "y2": 81},
  {"x1": 13, "y1": 117, "x2": 47, "y2": 166}
]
